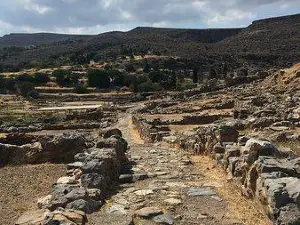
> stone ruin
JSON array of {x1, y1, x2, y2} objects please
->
[
  {"x1": 163, "y1": 125, "x2": 300, "y2": 225},
  {"x1": 1, "y1": 128, "x2": 129, "y2": 225}
]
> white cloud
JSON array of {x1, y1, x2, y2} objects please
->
[
  {"x1": 0, "y1": 0, "x2": 299, "y2": 36},
  {"x1": 21, "y1": 0, "x2": 52, "y2": 14},
  {"x1": 207, "y1": 10, "x2": 256, "y2": 27}
]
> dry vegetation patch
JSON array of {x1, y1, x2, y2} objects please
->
[{"x1": 191, "y1": 155, "x2": 272, "y2": 225}]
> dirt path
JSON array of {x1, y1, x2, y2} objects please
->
[{"x1": 88, "y1": 108, "x2": 272, "y2": 225}]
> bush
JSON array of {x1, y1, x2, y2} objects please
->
[
  {"x1": 125, "y1": 63, "x2": 135, "y2": 73},
  {"x1": 138, "y1": 81, "x2": 162, "y2": 92},
  {"x1": 53, "y1": 69, "x2": 75, "y2": 87},
  {"x1": 209, "y1": 68, "x2": 217, "y2": 79},
  {"x1": 27, "y1": 90, "x2": 40, "y2": 99},
  {"x1": 237, "y1": 68, "x2": 248, "y2": 77},
  {"x1": 73, "y1": 83, "x2": 88, "y2": 94},
  {"x1": 16, "y1": 73, "x2": 35, "y2": 82},
  {"x1": 5, "y1": 78, "x2": 16, "y2": 91},
  {"x1": 110, "y1": 70, "x2": 125, "y2": 87},
  {"x1": 34, "y1": 72, "x2": 50, "y2": 84},
  {"x1": 176, "y1": 79, "x2": 197, "y2": 91},
  {"x1": 88, "y1": 69, "x2": 111, "y2": 88},
  {"x1": 17, "y1": 82, "x2": 35, "y2": 97}
]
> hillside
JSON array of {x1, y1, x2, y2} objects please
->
[
  {"x1": 0, "y1": 33, "x2": 90, "y2": 48},
  {"x1": 214, "y1": 14, "x2": 300, "y2": 67},
  {"x1": 0, "y1": 13, "x2": 299, "y2": 72}
]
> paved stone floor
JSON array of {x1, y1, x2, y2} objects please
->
[{"x1": 87, "y1": 110, "x2": 271, "y2": 225}]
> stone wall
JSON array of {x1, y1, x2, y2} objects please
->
[
  {"x1": 175, "y1": 125, "x2": 300, "y2": 224},
  {"x1": 132, "y1": 115, "x2": 171, "y2": 143},
  {"x1": 14, "y1": 129, "x2": 128, "y2": 225}
]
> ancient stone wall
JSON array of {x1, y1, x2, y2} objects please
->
[
  {"x1": 12, "y1": 129, "x2": 129, "y2": 225},
  {"x1": 174, "y1": 125, "x2": 300, "y2": 224}
]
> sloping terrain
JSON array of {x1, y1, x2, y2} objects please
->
[
  {"x1": 0, "y1": 33, "x2": 91, "y2": 48},
  {"x1": 0, "y1": 13, "x2": 299, "y2": 71},
  {"x1": 214, "y1": 14, "x2": 300, "y2": 67},
  {"x1": 262, "y1": 62, "x2": 300, "y2": 89}
]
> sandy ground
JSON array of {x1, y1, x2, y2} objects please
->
[{"x1": 0, "y1": 164, "x2": 67, "y2": 225}]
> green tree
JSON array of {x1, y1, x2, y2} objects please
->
[
  {"x1": 73, "y1": 83, "x2": 88, "y2": 94},
  {"x1": 138, "y1": 81, "x2": 162, "y2": 92},
  {"x1": 125, "y1": 63, "x2": 135, "y2": 73},
  {"x1": 209, "y1": 68, "x2": 217, "y2": 79},
  {"x1": 88, "y1": 69, "x2": 111, "y2": 88},
  {"x1": 110, "y1": 70, "x2": 125, "y2": 87},
  {"x1": 193, "y1": 67, "x2": 199, "y2": 83},
  {"x1": 34, "y1": 72, "x2": 50, "y2": 84},
  {"x1": 17, "y1": 82, "x2": 35, "y2": 97},
  {"x1": 52, "y1": 70, "x2": 76, "y2": 87},
  {"x1": 16, "y1": 73, "x2": 35, "y2": 82}
]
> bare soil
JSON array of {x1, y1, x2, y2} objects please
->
[{"x1": 0, "y1": 164, "x2": 67, "y2": 225}]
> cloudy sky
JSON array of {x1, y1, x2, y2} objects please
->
[{"x1": 0, "y1": 0, "x2": 299, "y2": 36}]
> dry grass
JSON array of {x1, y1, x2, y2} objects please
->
[
  {"x1": 144, "y1": 113, "x2": 184, "y2": 120},
  {"x1": 191, "y1": 155, "x2": 272, "y2": 225},
  {"x1": 129, "y1": 119, "x2": 144, "y2": 145},
  {"x1": 276, "y1": 141, "x2": 300, "y2": 156},
  {"x1": 168, "y1": 124, "x2": 203, "y2": 132}
]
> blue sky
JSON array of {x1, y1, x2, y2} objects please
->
[{"x1": 0, "y1": 0, "x2": 299, "y2": 36}]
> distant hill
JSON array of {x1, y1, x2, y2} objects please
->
[
  {"x1": 0, "y1": 13, "x2": 299, "y2": 71},
  {"x1": 0, "y1": 33, "x2": 91, "y2": 48},
  {"x1": 213, "y1": 13, "x2": 300, "y2": 67}
]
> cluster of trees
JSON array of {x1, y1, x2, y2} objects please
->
[
  {"x1": 86, "y1": 67, "x2": 198, "y2": 92},
  {"x1": 0, "y1": 73, "x2": 48, "y2": 98}
]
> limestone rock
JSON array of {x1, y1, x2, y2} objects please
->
[
  {"x1": 164, "y1": 198, "x2": 182, "y2": 206},
  {"x1": 135, "y1": 207, "x2": 163, "y2": 218},
  {"x1": 16, "y1": 209, "x2": 48, "y2": 225}
]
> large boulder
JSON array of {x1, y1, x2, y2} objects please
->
[
  {"x1": 44, "y1": 209, "x2": 87, "y2": 225},
  {"x1": 66, "y1": 199, "x2": 101, "y2": 214},
  {"x1": 80, "y1": 173, "x2": 107, "y2": 190}
]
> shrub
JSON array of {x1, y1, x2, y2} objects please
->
[
  {"x1": 209, "y1": 68, "x2": 217, "y2": 79},
  {"x1": 52, "y1": 69, "x2": 76, "y2": 87},
  {"x1": 193, "y1": 68, "x2": 199, "y2": 83},
  {"x1": 34, "y1": 72, "x2": 50, "y2": 84},
  {"x1": 176, "y1": 79, "x2": 197, "y2": 91},
  {"x1": 125, "y1": 63, "x2": 135, "y2": 73},
  {"x1": 88, "y1": 69, "x2": 111, "y2": 88},
  {"x1": 5, "y1": 78, "x2": 17, "y2": 91},
  {"x1": 138, "y1": 81, "x2": 162, "y2": 92},
  {"x1": 110, "y1": 70, "x2": 125, "y2": 87},
  {"x1": 27, "y1": 90, "x2": 40, "y2": 99},
  {"x1": 73, "y1": 83, "x2": 88, "y2": 94},
  {"x1": 16, "y1": 73, "x2": 35, "y2": 82},
  {"x1": 17, "y1": 82, "x2": 35, "y2": 97},
  {"x1": 237, "y1": 68, "x2": 248, "y2": 77},
  {"x1": 143, "y1": 63, "x2": 151, "y2": 73}
]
